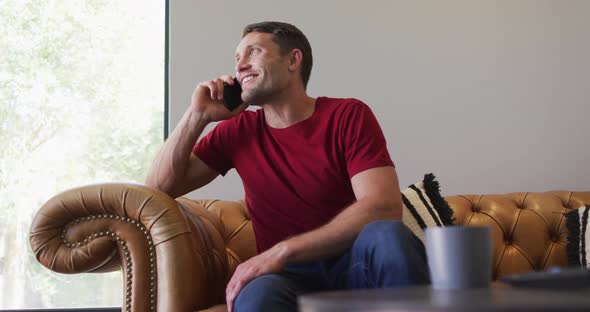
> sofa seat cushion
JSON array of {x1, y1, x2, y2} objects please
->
[{"x1": 198, "y1": 304, "x2": 227, "y2": 312}]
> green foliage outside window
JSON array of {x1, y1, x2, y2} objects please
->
[{"x1": 0, "y1": 0, "x2": 164, "y2": 308}]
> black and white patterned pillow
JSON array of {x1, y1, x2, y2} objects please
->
[
  {"x1": 401, "y1": 173, "x2": 455, "y2": 242},
  {"x1": 566, "y1": 205, "x2": 590, "y2": 268}
]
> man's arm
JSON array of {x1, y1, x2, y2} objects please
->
[
  {"x1": 144, "y1": 110, "x2": 217, "y2": 198},
  {"x1": 145, "y1": 76, "x2": 247, "y2": 198},
  {"x1": 225, "y1": 165, "x2": 402, "y2": 312},
  {"x1": 277, "y1": 165, "x2": 402, "y2": 262}
]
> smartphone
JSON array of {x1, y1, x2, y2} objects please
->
[{"x1": 223, "y1": 77, "x2": 243, "y2": 111}]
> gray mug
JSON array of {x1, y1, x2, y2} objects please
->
[{"x1": 425, "y1": 226, "x2": 493, "y2": 289}]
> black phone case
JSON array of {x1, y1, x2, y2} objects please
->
[{"x1": 223, "y1": 78, "x2": 243, "y2": 111}]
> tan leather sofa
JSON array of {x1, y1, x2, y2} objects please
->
[{"x1": 29, "y1": 184, "x2": 590, "y2": 312}]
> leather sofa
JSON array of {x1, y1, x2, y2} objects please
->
[{"x1": 29, "y1": 184, "x2": 590, "y2": 312}]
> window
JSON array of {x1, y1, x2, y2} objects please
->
[{"x1": 0, "y1": 0, "x2": 165, "y2": 309}]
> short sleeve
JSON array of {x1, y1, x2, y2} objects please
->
[
  {"x1": 192, "y1": 120, "x2": 235, "y2": 176},
  {"x1": 342, "y1": 101, "x2": 394, "y2": 178}
]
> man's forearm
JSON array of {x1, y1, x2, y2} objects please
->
[
  {"x1": 276, "y1": 196, "x2": 402, "y2": 264},
  {"x1": 145, "y1": 109, "x2": 209, "y2": 193}
]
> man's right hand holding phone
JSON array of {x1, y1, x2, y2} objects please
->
[{"x1": 192, "y1": 75, "x2": 248, "y2": 122}]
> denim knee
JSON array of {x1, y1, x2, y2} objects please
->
[
  {"x1": 348, "y1": 220, "x2": 429, "y2": 287},
  {"x1": 355, "y1": 220, "x2": 414, "y2": 251},
  {"x1": 233, "y1": 274, "x2": 298, "y2": 312}
]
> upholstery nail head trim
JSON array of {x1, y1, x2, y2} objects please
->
[{"x1": 61, "y1": 214, "x2": 158, "y2": 312}]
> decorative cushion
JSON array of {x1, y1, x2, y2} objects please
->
[
  {"x1": 566, "y1": 205, "x2": 590, "y2": 268},
  {"x1": 401, "y1": 173, "x2": 455, "y2": 242}
]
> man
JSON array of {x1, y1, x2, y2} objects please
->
[{"x1": 145, "y1": 21, "x2": 429, "y2": 312}]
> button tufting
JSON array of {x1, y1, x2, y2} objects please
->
[{"x1": 504, "y1": 236, "x2": 513, "y2": 245}]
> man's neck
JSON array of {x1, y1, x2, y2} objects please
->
[{"x1": 262, "y1": 87, "x2": 316, "y2": 129}]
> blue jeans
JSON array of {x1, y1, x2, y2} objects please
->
[{"x1": 234, "y1": 220, "x2": 430, "y2": 312}]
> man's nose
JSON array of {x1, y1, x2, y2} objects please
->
[{"x1": 235, "y1": 59, "x2": 251, "y2": 73}]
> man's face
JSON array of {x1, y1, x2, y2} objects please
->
[{"x1": 235, "y1": 32, "x2": 291, "y2": 105}]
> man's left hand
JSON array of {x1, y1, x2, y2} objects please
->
[{"x1": 225, "y1": 244, "x2": 289, "y2": 312}]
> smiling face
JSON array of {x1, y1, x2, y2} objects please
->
[{"x1": 235, "y1": 32, "x2": 292, "y2": 105}]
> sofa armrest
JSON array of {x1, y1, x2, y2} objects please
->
[{"x1": 29, "y1": 183, "x2": 228, "y2": 311}]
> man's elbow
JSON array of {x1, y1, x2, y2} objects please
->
[
  {"x1": 144, "y1": 172, "x2": 160, "y2": 190},
  {"x1": 377, "y1": 195, "x2": 403, "y2": 220},
  {"x1": 144, "y1": 173, "x2": 172, "y2": 194}
]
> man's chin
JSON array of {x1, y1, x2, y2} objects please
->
[{"x1": 242, "y1": 92, "x2": 264, "y2": 106}]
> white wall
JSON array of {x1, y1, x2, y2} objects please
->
[{"x1": 169, "y1": 0, "x2": 590, "y2": 199}]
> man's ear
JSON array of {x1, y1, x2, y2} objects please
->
[{"x1": 288, "y1": 49, "x2": 303, "y2": 72}]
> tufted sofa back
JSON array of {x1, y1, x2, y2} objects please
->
[
  {"x1": 182, "y1": 191, "x2": 590, "y2": 282},
  {"x1": 446, "y1": 191, "x2": 590, "y2": 279}
]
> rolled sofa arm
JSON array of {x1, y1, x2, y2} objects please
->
[{"x1": 29, "y1": 183, "x2": 229, "y2": 312}]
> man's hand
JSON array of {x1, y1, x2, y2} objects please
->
[
  {"x1": 192, "y1": 75, "x2": 248, "y2": 122},
  {"x1": 225, "y1": 243, "x2": 289, "y2": 312}
]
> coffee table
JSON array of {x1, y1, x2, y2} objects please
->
[{"x1": 298, "y1": 286, "x2": 590, "y2": 311}]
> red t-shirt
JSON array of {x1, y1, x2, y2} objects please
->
[{"x1": 193, "y1": 97, "x2": 394, "y2": 252}]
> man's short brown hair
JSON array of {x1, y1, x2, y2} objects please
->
[{"x1": 243, "y1": 21, "x2": 313, "y2": 89}]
